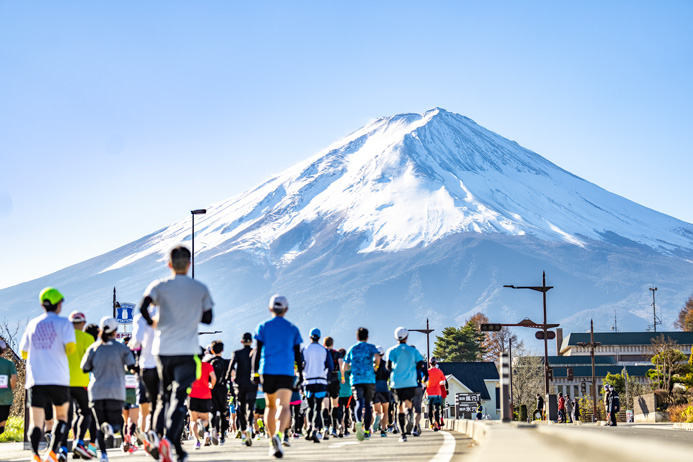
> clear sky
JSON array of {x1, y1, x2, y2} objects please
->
[{"x1": 1, "y1": 1, "x2": 691, "y2": 289}]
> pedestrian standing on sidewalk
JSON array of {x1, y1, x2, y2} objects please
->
[
  {"x1": 557, "y1": 392, "x2": 565, "y2": 423},
  {"x1": 565, "y1": 394, "x2": 573, "y2": 423},
  {"x1": 138, "y1": 245, "x2": 215, "y2": 462}
]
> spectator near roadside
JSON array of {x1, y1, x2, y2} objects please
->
[{"x1": 0, "y1": 339, "x2": 18, "y2": 436}]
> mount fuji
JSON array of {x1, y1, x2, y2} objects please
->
[{"x1": 2, "y1": 108, "x2": 692, "y2": 351}]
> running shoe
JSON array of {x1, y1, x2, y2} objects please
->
[
  {"x1": 176, "y1": 454, "x2": 189, "y2": 462},
  {"x1": 245, "y1": 430, "x2": 253, "y2": 447},
  {"x1": 44, "y1": 450, "x2": 59, "y2": 462},
  {"x1": 412, "y1": 427, "x2": 421, "y2": 437},
  {"x1": 219, "y1": 435, "x2": 226, "y2": 446},
  {"x1": 211, "y1": 429, "x2": 219, "y2": 445},
  {"x1": 322, "y1": 429, "x2": 330, "y2": 441},
  {"x1": 282, "y1": 433, "x2": 291, "y2": 447},
  {"x1": 87, "y1": 443, "x2": 98, "y2": 458},
  {"x1": 399, "y1": 434, "x2": 408, "y2": 443},
  {"x1": 310, "y1": 430, "x2": 320, "y2": 443},
  {"x1": 355, "y1": 422, "x2": 364, "y2": 441},
  {"x1": 204, "y1": 432, "x2": 211, "y2": 446},
  {"x1": 270, "y1": 434, "x2": 284, "y2": 458},
  {"x1": 196, "y1": 420, "x2": 205, "y2": 439},
  {"x1": 32, "y1": 455, "x2": 41, "y2": 462},
  {"x1": 99, "y1": 454, "x2": 108, "y2": 462},
  {"x1": 331, "y1": 428, "x2": 338, "y2": 438},
  {"x1": 405, "y1": 414, "x2": 413, "y2": 435},
  {"x1": 235, "y1": 430, "x2": 242, "y2": 439},
  {"x1": 101, "y1": 423, "x2": 114, "y2": 449},
  {"x1": 58, "y1": 449, "x2": 68, "y2": 462},
  {"x1": 158, "y1": 437, "x2": 173, "y2": 462},
  {"x1": 122, "y1": 434, "x2": 131, "y2": 452},
  {"x1": 344, "y1": 429, "x2": 350, "y2": 437},
  {"x1": 44, "y1": 433, "x2": 53, "y2": 451},
  {"x1": 194, "y1": 440, "x2": 201, "y2": 450},
  {"x1": 364, "y1": 430, "x2": 371, "y2": 440},
  {"x1": 381, "y1": 430, "x2": 387, "y2": 437},
  {"x1": 74, "y1": 442, "x2": 93, "y2": 459},
  {"x1": 145, "y1": 431, "x2": 160, "y2": 460}
]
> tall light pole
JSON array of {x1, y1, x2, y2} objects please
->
[
  {"x1": 408, "y1": 318, "x2": 434, "y2": 361},
  {"x1": 191, "y1": 209, "x2": 207, "y2": 279},
  {"x1": 504, "y1": 271, "x2": 554, "y2": 395}
]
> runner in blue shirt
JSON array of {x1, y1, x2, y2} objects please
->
[
  {"x1": 341, "y1": 327, "x2": 379, "y2": 441},
  {"x1": 386, "y1": 327, "x2": 426, "y2": 443},
  {"x1": 253, "y1": 295, "x2": 303, "y2": 458}
]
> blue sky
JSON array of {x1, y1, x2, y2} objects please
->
[{"x1": 1, "y1": 1, "x2": 692, "y2": 289}]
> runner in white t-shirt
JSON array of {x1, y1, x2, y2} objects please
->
[{"x1": 19, "y1": 287, "x2": 76, "y2": 462}]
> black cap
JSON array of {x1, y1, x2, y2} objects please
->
[{"x1": 242, "y1": 332, "x2": 252, "y2": 342}]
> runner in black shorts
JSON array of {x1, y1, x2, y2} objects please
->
[
  {"x1": 373, "y1": 345, "x2": 390, "y2": 437},
  {"x1": 20, "y1": 287, "x2": 76, "y2": 462},
  {"x1": 323, "y1": 337, "x2": 343, "y2": 438},
  {"x1": 253, "y1": 295, "x2": 303, "y2": 458}
]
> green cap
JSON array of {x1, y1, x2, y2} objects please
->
[{"x1": 40, "y1": 287, "x2": 64, "y2": 308}]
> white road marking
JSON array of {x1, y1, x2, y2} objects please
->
[
  {"x1": 429, "y1": 431, "x2": 456, "y2": 462},
  {"x1": 329, "y1": 441, "x2": 360, "y2": 448}
]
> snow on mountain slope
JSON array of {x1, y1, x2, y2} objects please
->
[{"x1": 101, "y1": 108, "x2": 693, "y2": 275}]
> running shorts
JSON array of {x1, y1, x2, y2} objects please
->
[
  {"x1": 261, "y1": 374, "x2": 294, "y2": 395},
  {"x1": 189, "y1": 397, "x2": 212, "y2": 413},
  {"x1": 28, "y1": 385, "x2": 69, "y2": 409},
  {"x1": 393, "y1": 387, "x2": 417, "y2": 404},
  {"x1": 305, "y1": 383, "x2": 327, "y2": 399},
  {"x1": 373, "y1": 391, "x2": 391, "y2": 404},
  {"x1": 327, "y1": 381, "x2": 340, "y2": 399},
  {"x1": 352, "y1": 383, "x2": 376, "y2": 403}
]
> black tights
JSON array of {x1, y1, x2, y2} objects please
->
[
  {"x1": 236, "y1": 389, "x2": 256, "y2": 432},
  {"x1": 292, "y1": 404, "x2": 304, "y2": 434},
  {"x1": 91, "y1": 400, "x2": 124, "y2": 454}
]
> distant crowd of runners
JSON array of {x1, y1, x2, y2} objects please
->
[{"x1": 6, "y1": 245, "x2": 450, "y2": 462}]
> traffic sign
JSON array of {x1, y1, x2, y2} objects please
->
[{"x1": 115, "y1": 302, "x2": 135, "y2": 324}]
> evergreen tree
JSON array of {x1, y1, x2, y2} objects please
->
[{"x1": 432, "y1": 319, "x2": 485, "y2": 362}]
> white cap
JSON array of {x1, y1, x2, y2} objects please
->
[
  {"x1": 395, "y1": 327, "x2": 409, "y2": 341},
  {"x1": 99, "y1": 316, "x2": 118, "y2": 334},
  {"x1": 269, "y1": 294, "x2": 288, "y2": 311},
  {"x1": 376, "y1": 345, "x2": 385, "y2": 355}
]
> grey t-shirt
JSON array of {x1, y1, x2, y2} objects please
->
[
  {"x1": 81, "y1": 340, "x2": 135, "y2": 402},
  {"x1": 144, "y1": 274, "x2": 214, "y2": 356}
]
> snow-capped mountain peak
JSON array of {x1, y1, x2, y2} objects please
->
[{"x1": 102, "y1": 108, "x2": 693, "y2": 274}]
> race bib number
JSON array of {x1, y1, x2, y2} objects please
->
[
  {"x1": 125, "y1": 375, "x2": 138, "y2": 389},
  {"x1": 0, "y1": 375, "x2": 8, "y2": 389}
]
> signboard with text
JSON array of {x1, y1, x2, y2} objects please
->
[
  {"x1": 455, "y1": 392, "x2": 481, "y2": 419},
  {"x1": 115, "y1": 303, "x2": 135, "y2": 324}
]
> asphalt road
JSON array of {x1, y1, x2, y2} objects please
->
[{"x1": 1, "y1": 430, "x2": 477, "y2": 462}]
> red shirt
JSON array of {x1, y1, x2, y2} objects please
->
[
  {"x1": 426, "y1": 367, "x2": 446, "y2": 396},
  {"x1": 190, "y1": 361, "x2": 214, "y2": 400}
]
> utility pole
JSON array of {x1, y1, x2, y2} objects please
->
[
  {"x1": 577, "y1": 319, "x2": 601, "y2": 422},
  {"x1": 650, "y1": 287, "x2": 659, "y2": 332}
]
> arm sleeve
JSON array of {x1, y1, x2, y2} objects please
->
[
  {"x1": 294, "y1": 345, "x2": 303, "y2": 374},
  {"x1": 81, "y1": 347, "x2": 94, "y2": 373},
  {"x1": 200, "y1": 288, "x2": 214, "y2": 322},
  {"x1": 124, "y1": 346, "x2": 136, "y2": 367},
  {"x1": 253, "y1": 342, "x2": 263, "y2": 373},
  {"x1": 139, "y1": 296, "x2": 155, "y2": 326},
  {"x1": 19, "y1": 329, "x2": 29, "y2": 359},
  {"x1": 226, "y1": 352, "x2": 236, "y2": 383}
]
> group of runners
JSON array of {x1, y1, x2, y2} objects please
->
[{"x1": 14, "y1": 245, "x2": 450, "y2": 462}]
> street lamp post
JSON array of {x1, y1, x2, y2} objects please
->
[
  {"x1": 190, "y1": 209, "x2": 207, "y2": 279},
  {"x1": 503, "y1": 271, "x2": 554, "y2": 395},
  {"x1": 408, "y1": 318, "x2": 434, "y2": 361}
]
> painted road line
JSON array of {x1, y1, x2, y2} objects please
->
[
  {"x1": 329, "y1": 441, "x2": 360, "y2": 448},
  {"x1": 429, "y1": 431, "x2": 456, "y2": 462}
]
